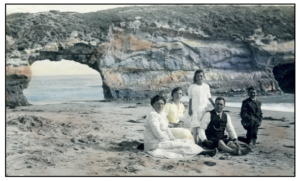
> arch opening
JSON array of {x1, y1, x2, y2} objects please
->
[{"x1": 24, "y1": 59, "x2": 105, "y2": 105}]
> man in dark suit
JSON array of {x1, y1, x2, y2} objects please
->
[{"x1": 239, "y1": 87, "x2": 263, "y2": 147}]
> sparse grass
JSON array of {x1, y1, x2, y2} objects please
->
[{"x1": 6, "y1": 5, "x2": 294, "y2": 51}]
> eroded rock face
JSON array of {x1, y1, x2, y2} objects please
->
[{"x1": 5, "y1": 6, "x2": 295, "y2": 106}]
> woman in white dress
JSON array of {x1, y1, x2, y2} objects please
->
[
  {"x1": 188, "y1": 69, "x2": 215, "y2": 143},
  {"x1": 144, "y1": 95, "x2": 217, "y2": 158}
]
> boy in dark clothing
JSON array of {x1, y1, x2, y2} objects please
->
[{"x1": 239, "y1": 87, "x2": 263, "y2": 147}]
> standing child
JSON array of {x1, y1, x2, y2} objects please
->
[
  {"x1": 239, "y1": 87, "x2": 263, "y2": 148},
  {"x1": 188, "y1": 69, "x2": 215, "y2": 144}
]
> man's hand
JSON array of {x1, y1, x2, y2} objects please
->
[
  {"x1": 251, "y1": 115, "x2": 258, "y2": 123},
  {"x1": 203, "y1": 139, "x2": 214, "y2": 148},
  {"x1": 258, "y1": 121, "x2": 262, "y2": 127}
]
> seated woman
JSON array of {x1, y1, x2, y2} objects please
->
[
  {"x1": 144, "y1": 95, "x2": 217, "y2": 158},
  {"x1": 164, "y1": 87, "x2": 194, "y2": 143}
]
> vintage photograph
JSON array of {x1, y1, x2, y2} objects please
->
[{"x1": 5, "y1": 4, "x2": 295, "y2": 176}]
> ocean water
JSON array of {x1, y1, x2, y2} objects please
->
[
  {"x1": 24, "y1": 75, "x2": 294, "y2": 113},
  {"x1": 181, "y1": 94, "x2": 295, "y2": 113},
  {"x1": 23, "y1": 74, "x2": 104, "y2": 105}
]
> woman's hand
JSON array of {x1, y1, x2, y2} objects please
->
[
  {"x1": 170, "y1": 121, "x2": 184, "y2": 128},
  {"x1": 161, "y1": 138, "x2": 170, "y2": 142},
  {"x1": 188, "y1": 109, "x2": 193, "y2": 116},
  {"x1": 178, "y1": 121, "x2": 184, "y2": 127},
  {"x1": 168, "y1": 123, "x2": 175, "y2": 128},
  {"x1": 170, "y1": 135, "x2": 175, "y2": 141},
  {"x1": 172, "y1": 123, "x2": 180, "y2": 128}
]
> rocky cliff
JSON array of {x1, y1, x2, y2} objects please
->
[{"x1": 6, "y1": 5, "x2": 295, "y2": 106}]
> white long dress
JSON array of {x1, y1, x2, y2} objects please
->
[
  {"x1": 188, "y1": 83, "x2": 212, "y2": 129},
  {"x1": 144, "y1": 110, "x2": 203, "y2": 158}
]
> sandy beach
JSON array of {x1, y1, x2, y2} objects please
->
[{"x1": 5, "y1": 100, "x2": 295, "y2": 176}]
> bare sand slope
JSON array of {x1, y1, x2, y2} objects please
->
[{"x1": 6, "y1": 101, "x2": 295, "y2": 176}]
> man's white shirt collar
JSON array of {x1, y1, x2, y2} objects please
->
[{"x1": 215, "y1": 111, "x2": 222, "y2": 118}]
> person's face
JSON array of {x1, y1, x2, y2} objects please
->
[
  {"x1": 153, "y1": 99, "x2": 165, "y2": 113},
  {"x1": 215, "y1": 100, "x2": 225, "y2": 113},
  {"x1": 172, "y1": 90, "x2": 183, "y2": 101},
  {"x1": 248, "y1": 89, "x2": 257, "y2": 99},
  {"x1": 195, "y1": 73, "x2": 204, "y2": 84}
]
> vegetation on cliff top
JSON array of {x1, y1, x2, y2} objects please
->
[
  {"x1": 6, "y1": 5, "x2": 294, "y2": 50},
  {"x1": 83, "y1": 5, "x2": 294, "y2": 39}
]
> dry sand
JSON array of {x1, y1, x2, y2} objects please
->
[{"x1": 5, "y1": 100, "x2": 295, "y2": 176}]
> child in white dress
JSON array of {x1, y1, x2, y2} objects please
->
[{"x1": 188, "y1": 70, "x2": 215, "y2": 144}]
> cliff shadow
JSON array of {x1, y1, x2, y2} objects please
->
[{"x1": 273, "y1": 63, "x2": 295, "y2": 93}]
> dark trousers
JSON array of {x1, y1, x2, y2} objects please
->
[{"x1": 246, "y1": 122, "x2": 259, "y2": 144}]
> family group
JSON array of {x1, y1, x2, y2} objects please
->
[{"x1": 143, "y1": 69, "x2": 263, "y2": 158}]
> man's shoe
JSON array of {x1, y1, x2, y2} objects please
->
[
  {"x1": 137, "y1": 143, "x2": 144, "y2": 150},
  {"x1": 249, "y1": 139, "x2": 256, "y2": 150},
  {"x1": 248, "y1": 143, "x2": 254, "y2": 151}
]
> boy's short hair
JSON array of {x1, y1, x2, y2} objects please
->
[{"x1": 247, "y1": 86, "x2": 256, "y2": 92}]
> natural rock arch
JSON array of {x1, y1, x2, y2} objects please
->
[
  {"x1": 6, "y1": 5, "x2": 295, "y2": 106},
  {"x1": 27, "y1": 43, "x2": 113, "y2": 100}
]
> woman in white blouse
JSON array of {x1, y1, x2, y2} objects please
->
[{"x1": 144, "y1": 95, "x2": 217, "y2": 158}]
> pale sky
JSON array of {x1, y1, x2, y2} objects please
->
[
  {"x1": 31, "y1": 60, "x2": 99, "y2": 76},
  {"x1": 6, "y1": 5, "x2": 144, "y2": 15}
]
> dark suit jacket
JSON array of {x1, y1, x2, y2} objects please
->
[{"x1": 240, "y1": 97, "x2": 263, "y2": 127}]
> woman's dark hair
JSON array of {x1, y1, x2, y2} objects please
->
[
  {"x1": 193, "y1": 69, "x2": 205, "y2": 83},
  {"x1": 215, "y1": 97, "x2": 226, "y2": 105},
  {"x1": 151, "y1": 95, "x2": 166, "y2": 106},
  {"x1": 171, "y1": 87, "x2": 183, "y2": 97}
]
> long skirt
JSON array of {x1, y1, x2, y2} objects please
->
[
  {"x1": 170, "y1": 128, "x2": 195, "y2": 143},
  {"x1": 146, "y1": 139, "x2": 203, "y2": 158}
]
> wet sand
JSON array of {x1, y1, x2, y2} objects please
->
[{"x1": 5, "y1": 101, "x2": 295, "y2": 176}]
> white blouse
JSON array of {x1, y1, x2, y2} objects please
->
[
  {"x1": 144, "y1": 110, "x2": 175, "y2": 151},
  {"x1": 198, "y1": 111, "x2": 237, "y2": 141}
]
